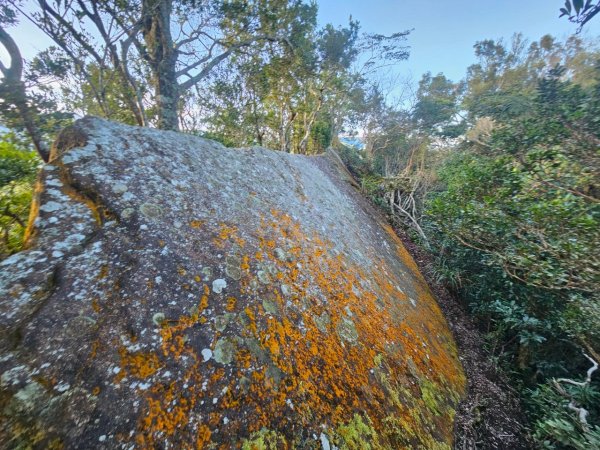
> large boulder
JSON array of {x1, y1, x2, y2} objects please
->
[{"x1": 0, "y1": 117, "x2": 465, "y2": 449}]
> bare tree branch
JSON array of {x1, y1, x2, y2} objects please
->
[
  {"x1": 553, "y1": 352, "x2": 598, "y2": 432},
  {"x1": 0, "y1": 24, "x2": 49, "y2": 161}
]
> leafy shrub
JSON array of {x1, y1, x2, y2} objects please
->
[
  {"x1": 0, "y1": 136, "x2": 40, "y2": 258},
  {"x1": 422, "y1": 67, "x2": 600, "y2": 447}
]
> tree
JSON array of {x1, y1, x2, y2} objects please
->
[
  {"x1": 462, "y1": 34, "x2": 534, "y2": 122},
  {"x1": 0, "y1": 3, "x2": 49, "y2": 161},
  {"x1": 12, "y1": 0, "x2": 308, "y2": 131},
  {"x1": 203, "y1": 17, "x2": 410, "y2": 154},
  {"x1": 560, "y1": 0, "x2": 600, "y2": 31},
  {"x1": 423, "y1": 62, "x2": 600, "y2": 448},
  {"x1": 412, "y1": 72, "x2": 464, "y2": 136},
  {"x1": 462, "y1": 34, "x2": 600, "y2": 123},
  {"x1": 198, "y1": 2, "x2": 323, "y2": 151},
  {"x1": 333, "y1": 31, "x2": 600, "y2": 450}
]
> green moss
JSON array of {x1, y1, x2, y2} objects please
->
[
  {"x1": 334, "y1": 414, "x2": 382, "y2": 449},
  {"x1": 420, "y1": 380, "x2": 444, "y2": 416},
  {"x1": 241, "y1": 428, "x2": 287, "y2": 450},
  {"x1": 382, "y1": 415, "x2": 416, "y2": 447},
  {"x1": 372, "y1": 361, "x2": 413, "y2": 411}
]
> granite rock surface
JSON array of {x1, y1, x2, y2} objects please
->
[{"x1": 0, "y1": 117, "x2": 465, "y2": 449}]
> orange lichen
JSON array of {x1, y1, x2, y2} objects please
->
[
  {"x1": 95, "y1": 264, "x2": 109, "y2": 280},
  {"x1": 196, "y1": 425, "x2": 212, "y2": 447},
  {"x1": 226, "y1": 297, "x2": 237, "y2": 312},
  {"x1": 241, "y1": 255, "x2": 250, "y2": 271},
  {"x1": 127, "y1": 208, "x2": 464, "y2": 448},
  {"x1": 116, "y1": 347, "x2": 161, "y2": 382},
  {"x1": 89, "y1": 340, "x2": 100, "y2": 359},
  {"x1": 234, "y1": 209, "x2": 465, "y2": 441},
  {"x1": 214, "y1": 223, "x2": 246, "y2": 248},
  {"x1": 138, "y1": 379, "x2": 198, "y2": 442}
]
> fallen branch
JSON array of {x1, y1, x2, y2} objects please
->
[{"x1": 553, "y1": 352, "x2": 598, "y2": 431}]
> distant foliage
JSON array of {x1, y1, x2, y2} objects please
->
[{"x1": 202, "y1": 16, "x2": 410, "y2": 154}]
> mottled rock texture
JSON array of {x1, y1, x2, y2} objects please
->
[{"x1": 0, "y1": 117, "x2": 465, "y2": 449}]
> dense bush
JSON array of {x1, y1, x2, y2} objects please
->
[
  {"x1": 0, "y1": 136, "x2": 39, "y2": 258},
  {"x1": 339, "y1": 46, "x2": 600, "y2": 447},
  {"x1": 423, "y1": 67, "x2": 600, "y2": 448}
]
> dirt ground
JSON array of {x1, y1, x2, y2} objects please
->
[{"x1": 390, "y1": 224, "x2": 534, "y2": 450}]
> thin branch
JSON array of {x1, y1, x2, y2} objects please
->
[{"x1": 553, "y1": 352, "x2": 598, "y2": 432}]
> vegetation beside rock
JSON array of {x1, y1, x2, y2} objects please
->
[
  {"x1": 1, "y1": 1, "x2": 599, "y2": 448},
  {"x1": 339, "y1": 36, "x2": 600, "y2": 450}
]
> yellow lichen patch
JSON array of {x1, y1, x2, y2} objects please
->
[
  {"x1": 137, "y1": 376, "x2": 201, "y2": 445},
  {"x1": 116, "y1": 347, "x2": 161, "y2": 382},
  {"x1": 54, "y1": 158, "x2": 117, "y2": 225},
  {"x1": 196, "y1": 425, "x2": 212, "y2": 447},
  {"x1": 22, "y1": 175, "x2": 45, "y2": 246},
  {"x1": 234, "y1": 209, "x2": 465, "y2": 445},
  {"x1": 134, "y1": 293, "x2": 215, "y2": 446},
  {"x1": 158, "y1": 286, "x2": 210, "y2": 359},
  {"x1": 226, "y1": 296, "x2": 237, "y2": 312},
  {"x1": 127, "y1": 209, "x2": 464, "y2": 448},
  {"x1": 214, "y1": 222, "x2": 246, "y2": 248},
  {"x1": 190, "y1": 219, "x2": 205, "y2": 229},
  {"x1": 241, "y1": 428, "x2": 288, "y2": 449}
]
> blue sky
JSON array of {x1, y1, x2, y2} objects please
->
[
  {"x1": 317, "y1": 0, "x2": 600, "y2": 83},
  {"x1": 4, "y1": 1, "x2": 600, "y2": 90}
]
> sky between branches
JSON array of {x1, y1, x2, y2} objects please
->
[{"x1": 2, "y1": 0, "x2": 599, "y2": 101}]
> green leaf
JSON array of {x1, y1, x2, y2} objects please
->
[{"x1": 573, "y1": 0, "x2": 583, "y2": 14}]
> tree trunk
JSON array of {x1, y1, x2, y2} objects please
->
[
  {"x1": 298, "y1": 93, "x2": 324, "y2": 154},
  {"x1": 143, "y1": 0, "x2": 179, "y2": 131}
]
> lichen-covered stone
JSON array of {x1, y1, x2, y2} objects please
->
[{"x1": 0, "y1": 117, "x2": 465, "y2": 449}]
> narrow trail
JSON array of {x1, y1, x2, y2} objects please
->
[{"x1": 390, "y1": 224, "x2": 534, "y2": 449}]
